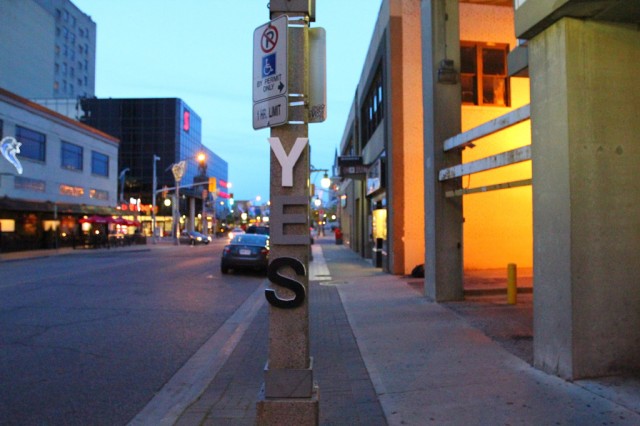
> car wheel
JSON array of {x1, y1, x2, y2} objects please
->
[{"x1": 221, "y1": 265, "x2": 229, "y2": 274}]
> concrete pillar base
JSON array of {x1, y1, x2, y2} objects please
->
[
  {"x1": 264, "y1": 357, "x2": 314, "y2": 398},
  {"x1": 256, "y1": 383, "x2": 319, "y2": 426}
]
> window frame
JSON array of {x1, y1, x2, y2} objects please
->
[
  {"x1": 61, "y1": 140, "x2": 83, "y2": 171},
  {"x1": 15, "y1": 125, "x2": 46, "y2": 162},
  {"x1": 91, "y1": 151, "x2": 109, "y2": 177},
  {"x1": 460, "y1": 41, "x2": 510, "y2": 107}
]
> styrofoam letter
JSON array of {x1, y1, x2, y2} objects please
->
[{"x1": 268, "y1": 137, "x2": 308, "y2": 187}]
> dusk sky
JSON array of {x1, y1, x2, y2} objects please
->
[{"x1": 71, "y1": 0, "x2": 383, "y2": 201}]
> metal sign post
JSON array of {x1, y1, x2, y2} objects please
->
[
  {"x1": 255, "y1": 1, "x2": 319, "y2": 425},
  {"x1": 171, "y1": 161, "x2": 186, "y2": 246}
]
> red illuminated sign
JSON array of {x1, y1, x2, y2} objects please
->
[{"x1": 183, "y1": 109, "x2": 190, "y2": 132}]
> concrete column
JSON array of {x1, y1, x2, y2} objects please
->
[
  {"x1": 188, "y1": 197, "x2": 195, "y2": 233},
  {"x1": 421, "y1": 0, "x2": 463, "y2": 301},
  {"x1": 256, "y1": 4, "x2": 319, "y2": 424},
  {"x1": 531, "y1": 18, "x2": 640, "y2": 379}
]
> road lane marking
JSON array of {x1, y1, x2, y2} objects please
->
[{"x1": 128, "y1": 281, "x2": 266, "y2": 426}]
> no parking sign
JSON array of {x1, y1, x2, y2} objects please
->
[{"x1": 253, "y1": 15, "x2": 288, "y2": 129}]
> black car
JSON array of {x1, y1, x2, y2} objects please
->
[
  {"x1": 221, "y1": 234, "x2": 270, "y2": 274},
  {"x1": 245, "y1": 225, "x2": 270, "y2": 235},
  {"x1": 179, "y1": 230, "x2": 208, "y2": 245}
]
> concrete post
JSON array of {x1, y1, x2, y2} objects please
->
[
  {"x1": 188, "y1": 197, "x2": 195, "y2": 233},
  {"x1": 530, "y1": 18, "x2": 640, "y2": 379},
  {"x1": 256, "y1": 1, "x2": 319, "y2": 424},
  {"x1": 421, "y1": 0, "x2": 463, "y2": 301}
]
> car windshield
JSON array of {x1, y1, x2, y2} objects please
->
[{"x1": 231, "y1": 235, "x2": 268, "y2": 246}]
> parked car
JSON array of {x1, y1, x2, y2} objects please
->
[
  {"x1": 221, "y1": 234, "x2": 270, "y2": 274},
  {"x1": 246, "y1": 225, "x2": 270, "y2": 235},
  {"x1": 179, "y1": 230, "x2": 208, "y2": 245}
]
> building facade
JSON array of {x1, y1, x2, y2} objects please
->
[
  {"x1": 0, "y1": 0, "x2": 96, "y2": 100},
  {"x1": 337, "y1": 0, "x2": 425, "y2": 275},
  {"x1": 79, "y1": 97, "x2": 229, "y2": 236},
  {"x1": 0, "y1": 87, "x2": 118, "y2": 252},
  {"x1": 338, "y1": 0, "x2": 640, "y2": 382}
]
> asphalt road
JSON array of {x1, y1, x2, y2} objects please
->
[{"x1": 0, "y1": 241, "x2": 265, "y2": 425}]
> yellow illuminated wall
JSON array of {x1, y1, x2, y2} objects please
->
[{"x1": 460, "y1": 4, "x2": 533, "y2": 270}]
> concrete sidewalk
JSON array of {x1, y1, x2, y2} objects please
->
[{"x1": 171, "y1": 236, "x2": 640, "y2": 425}]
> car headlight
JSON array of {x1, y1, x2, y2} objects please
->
[{"x1": 196, "y1": 236, "x2": 202, "y2": 241}]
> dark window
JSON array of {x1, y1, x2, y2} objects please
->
[
  {"x1": 91, "y1": 151, "x2": 109, "y2": 176},
  {"x1": 15, "y1": 126, "x2": 46, "y2": 162},
  {"x1": 360, "y1": 64, "x2": 384, "y2": 143},
  {"x1": 461, "y1": 41, "x2": 510, "y2": 107},
  {"x1": 15, "y1": 176, "x2": 46, "y2": 192},
  {"x1": 61, "y1": 141, "x2": 83, "y2": 171}
]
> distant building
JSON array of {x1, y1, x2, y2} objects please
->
[
  {"x1": 0, "y1": 87, "x2": 119, "y2": 252},
  {"x1": 79, "y1": 97, "x2": 229, "y2": 235},
  {"x1": 0, "y1": 0, "x2": 96, "y2": 100}
]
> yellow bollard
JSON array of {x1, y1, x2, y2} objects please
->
[{"x1": 507, "y1": 263, "x2": 517, "y2": 304}]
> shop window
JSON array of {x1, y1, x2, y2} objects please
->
[
  {"x1": 61, "y1": 141, "x2": 83, "y2": 171},
  {"x1": 15, "y1": 126, "x2": 46, "y2": 162},
  {"x1": 14, "y1": 176, "x2": 46, "y2": 192},
  {"x1": 59, "y1": 184, "x2": 84, "y2": 197},
  {"x1": 460, "y1": 41, "x2": 510, "y2": 107},
  {"x1": 0, "y1": 219, "x2": 15, "y2": 233},
  {"x1": 360, "y1": 64, "x2": 384, "y2": 143},
  {"x1": 89, "y1": 189, "x2": 109, "y2": 200},
  {"x1": 91, "y1": 151, "x2": 109, "y2": 177}
]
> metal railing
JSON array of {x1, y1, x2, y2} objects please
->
[{"x1": 439, "y1": 104, "x2": 531, "y2": 198}]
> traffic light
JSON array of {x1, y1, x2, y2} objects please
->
[{"x1": 208, "y1": 177, "x2": 217, "y2": 193}]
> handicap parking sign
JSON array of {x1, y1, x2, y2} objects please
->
[{"x1": 262, "y1": 53, "x2": 276, "y2": 78}]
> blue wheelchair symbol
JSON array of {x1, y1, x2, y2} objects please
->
[{"x1": 262, "y1": 54, "x2": 276, "y2": 78}]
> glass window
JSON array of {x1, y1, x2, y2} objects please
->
[
  {"x1": 15, "y1": 126, "x2": 46, "y2": 162},
  {"x1": 460, "y1": 41, "x2": 510, "y2": 107},
  {"x1": 91, "y1": 151, "x2": 109, "y2": 176},
  {"x1": 360, "y1": 64, "x2": 384, "y2": 144},
  {"x1": 61, "y1": 141, "x2": 83, "y2": 171},
  {"x1": 15, "y1": 176, "x2": 46, "y2": 192},
  {"x1": 89, "y1": 189, "x2": 109, "y2": 200},
  {"x1": 59, "y1": 184, "x2": 84, "y2": 197}
]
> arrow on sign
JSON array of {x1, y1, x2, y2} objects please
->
[{"x1": 278, "y1": 82, "x2": 285, "y2": 93}]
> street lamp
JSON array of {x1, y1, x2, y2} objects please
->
[
  {"x1": 310, "y1": 166, "x2": 331, "y2": 189},
  {"x1": 197, "y1": 152, "x2": 208, "y2": 235}
]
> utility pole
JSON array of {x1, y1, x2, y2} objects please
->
[
  {"x1": 152, "y1": 155, "x2": 160, "y2": 244},
  {"x1": 255, "y1": 1, "x2": 319, "y2": 424}
]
